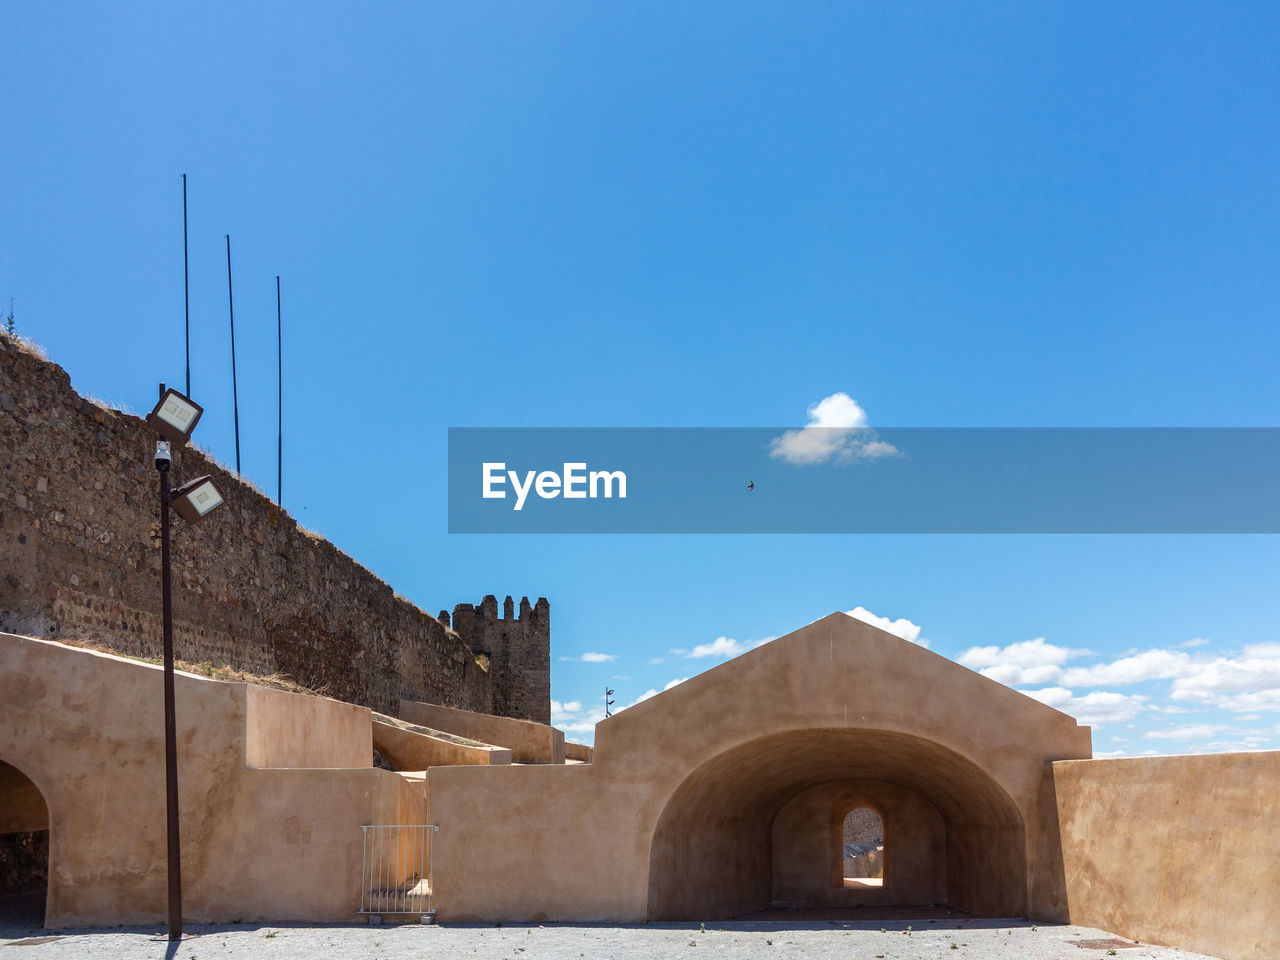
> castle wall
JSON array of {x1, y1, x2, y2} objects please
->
[{"x1": 0, "y1": 338, "x2": 547, "y2": 719}]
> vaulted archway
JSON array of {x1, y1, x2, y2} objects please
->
[{"x1": 646, "y1": 728, "x2": 1026, "y2": 920}]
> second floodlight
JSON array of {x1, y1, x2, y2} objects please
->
[{"x1": 170, "y1": 475, "x2": 225, "y2": 524}]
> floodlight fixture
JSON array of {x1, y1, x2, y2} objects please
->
[
  {"x1": 170, "y1": 475, "x2": 225, "y2": 524},
  {"x1": 147, "y1": 388, "x2": 204, "y2": 446}
]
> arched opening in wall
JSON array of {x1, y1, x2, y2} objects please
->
[
  {"x1": 841, "y1": 807, "x2": 884, "y2": 888},
  {"x1": 0, "y1": 760, "x2": 50, "y2": 928},
  {"x1": 647, "y1": 728, "x2": 1026, "y2": 921}
]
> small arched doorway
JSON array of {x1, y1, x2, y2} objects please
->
[
  {"x1": 0, "y1": 760, "x2": 50, "y2": 927},
  {"x1": 841, "y1": 806, "x2": 884, "y2": 887}
]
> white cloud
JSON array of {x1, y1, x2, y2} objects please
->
[
  {"x1": 1168, "y1": 645, "x2": 1280, "y2": 710},
  {"x1": 1244, "y1": 642, "x2": 1280, "y2": 658},
  {"x1": 1061, "y1": 649, "x2": 1195, "y2": 687},
  {"x1": 550, "y1": 698, "x2": 606, "y2": 734},
  {"x1": 648, "y1": 657, "x2": 665, "y2": 665},
  {"x1": 979, "y1": 662, "x2": 1066, "y2": 686},
  {"x1": 627, "y1": 677, "x2": 689, "y2": 707},
  {"x1": 672, "y1": 636, "x2": 773, "y2": 660},
  {"x1": 580, "y1": 652, "x2": 617, "y2": 663},
  {"x1": 673, "y1": 636, "x2": 746, "y2": 659},
  {"x1": 957, "y1": 637, "x2": 1086, "y2": 684},
  {"x1": 1144, "y1": 723, "x2": 1230, "y2": 740},
  {"x1": 1178, "y1": 638, "x2": 1210, "y2": 648},
  {"x1": 768, "y1": 393, "x2": 901, "y2": 465},
  {"x1": 1023, "y1": 687, "x2": 1148, "y2": 726},
  {"x1": 959, "y1": 637, "x2": 1077, "y2": 669},
  {"x1": 844, "y1": 607, "x2": 927, "y2": 647}
]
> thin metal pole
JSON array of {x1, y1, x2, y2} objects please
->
[
  {"x1": 182, "y1": 175, "x2": 190, "y2": 396},
  {"x1": 158, "y1": 382, "x2": 183, "y2": 941},
  {"x1": 428, "y1": 824, "x2": 436, "y2": 917},
  {"x1": 360, "y1": 827, "x2": 368, "y2": 914},
  {"x1": 275, "y1": 275, "x2": 282, "y2": 505},
  {"x1": 225, "y1": 236, "x2": 241, "y2": 475}
]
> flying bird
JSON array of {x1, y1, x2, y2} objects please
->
[{"x1": 747, "y1": 481, "x2": 755, "y2": 491}]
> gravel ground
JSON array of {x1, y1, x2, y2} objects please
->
[{"x1": 0, "y1": 918, "x2": 1225, "y2": 960}]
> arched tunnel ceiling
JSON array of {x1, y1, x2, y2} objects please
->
[{"x1": 656, "y1": 727, "x2": 1026, "y2": 831}]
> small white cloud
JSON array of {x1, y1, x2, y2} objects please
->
[
  {"x1": 768, "y1": 393, "x2": 900, "y2": 465},
  {"x1": 979, "y1": 662, "x2": 1066, "y2": 686},
  {"x1": 1061, "y1": 649, "x2": 1196, "y2": 687},
  {"x1": 580, "y1": 652, "x2": 617, "y2": 663},
  {"x1": 1244, "y1": 641, "x2": 1280, "y2": 658},
  {"x1": 1169, "y1": 644, "x2": 1280, "y2": 710},
  {"x1": 648, "y1": 657, "x2": 665, "y2": 665},
  {"x1": 1144, "y1": 723, "x2": 1230, "y2": 740},
  {"x1": 673, "y1": 636, "x2": 771, "y2": 659},
  {"x1": 550, "y1": 698, "x2": 607, "y2": 734},
  {"x1": 1178, "y1": 638, "x2": 1210, "y2": 648},
  {"x1": 959, "y1": 638, "x2": 1078, "y2": 670},
  {"x1": 673, "y1": 636, "x2": 745, "y2": 659},
  {"x1": 957, "y1": 637, "x2": 1087, "y2": 684},
  {"x1": 1022, "y1": 687, "x2": 1148, "y2": 727},
  {"x1": 845, "y1": 607, "x2": 926, "y2": 647}
]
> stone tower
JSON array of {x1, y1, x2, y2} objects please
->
[{"x1": 447, "y1": 595, "x2": 551, "y2": 724}]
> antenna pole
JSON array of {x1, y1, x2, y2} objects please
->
[
  {"x1": 276, "y1": 275, "x2": 282, "y2": 506},
  {"x1": 225, "y1": 235, "x2": 241, "y2": 475},
  {"x1": 182, "y1": 174, "x2": 190, "y2": 396}
]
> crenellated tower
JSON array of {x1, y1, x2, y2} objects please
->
[{"x1": 447, "y1": 595, "x2": 551, "y2": 724}]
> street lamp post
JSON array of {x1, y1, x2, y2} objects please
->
[{"x1": 146, "y1": 384, "x2": 225, "y2": 941}]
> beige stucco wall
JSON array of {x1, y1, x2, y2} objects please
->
[
  {"x1": 245, "y1": 684, "x2": 372, "y2": 769},
  {"x1": 373, "y1": 715, "x2": 512, "y2": 768},
  {"x1": 399, "y1": 699, "x2": 565, "y2": 764},
  {"x1": 429, "y1": 612, "x2": 1092, "y2": 922},
  {"x1": 0, "y1": 633, "x2": 425, "y2": 926},
  {"x1": 1049, "y1": 753, "x2": 1280, "y2": 960}
]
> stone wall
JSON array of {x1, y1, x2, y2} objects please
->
[{"x1": 0, "y1": 336, "x2": 549, "y2": 719}]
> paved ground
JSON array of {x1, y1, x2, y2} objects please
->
[{"x1": 0, "y1": 918, "x2": 1225, "y2": 960}]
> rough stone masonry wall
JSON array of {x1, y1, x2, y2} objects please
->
[{"x1": 0, "y1": 337, "x2": 547, "y2": 719}]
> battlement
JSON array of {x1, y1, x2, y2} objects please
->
[{"x1": 444, "y1": 595, "x2": 551, "y2": 724}]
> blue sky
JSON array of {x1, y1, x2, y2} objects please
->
[{"x1": 3, "y1": 2, "x2": 1278, "y2": 751}]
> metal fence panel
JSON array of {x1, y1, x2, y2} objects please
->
[{"x1": 359, "y1": 824, "x2": 437, "y2": 917}]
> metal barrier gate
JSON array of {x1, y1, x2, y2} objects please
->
[{"x1": 359, "y1": 824, "x2": 438, "y2": 918}]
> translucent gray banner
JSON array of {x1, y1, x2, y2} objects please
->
[{"x1": 448, "y1": 428, "x2": 1280, "y2": 533}]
